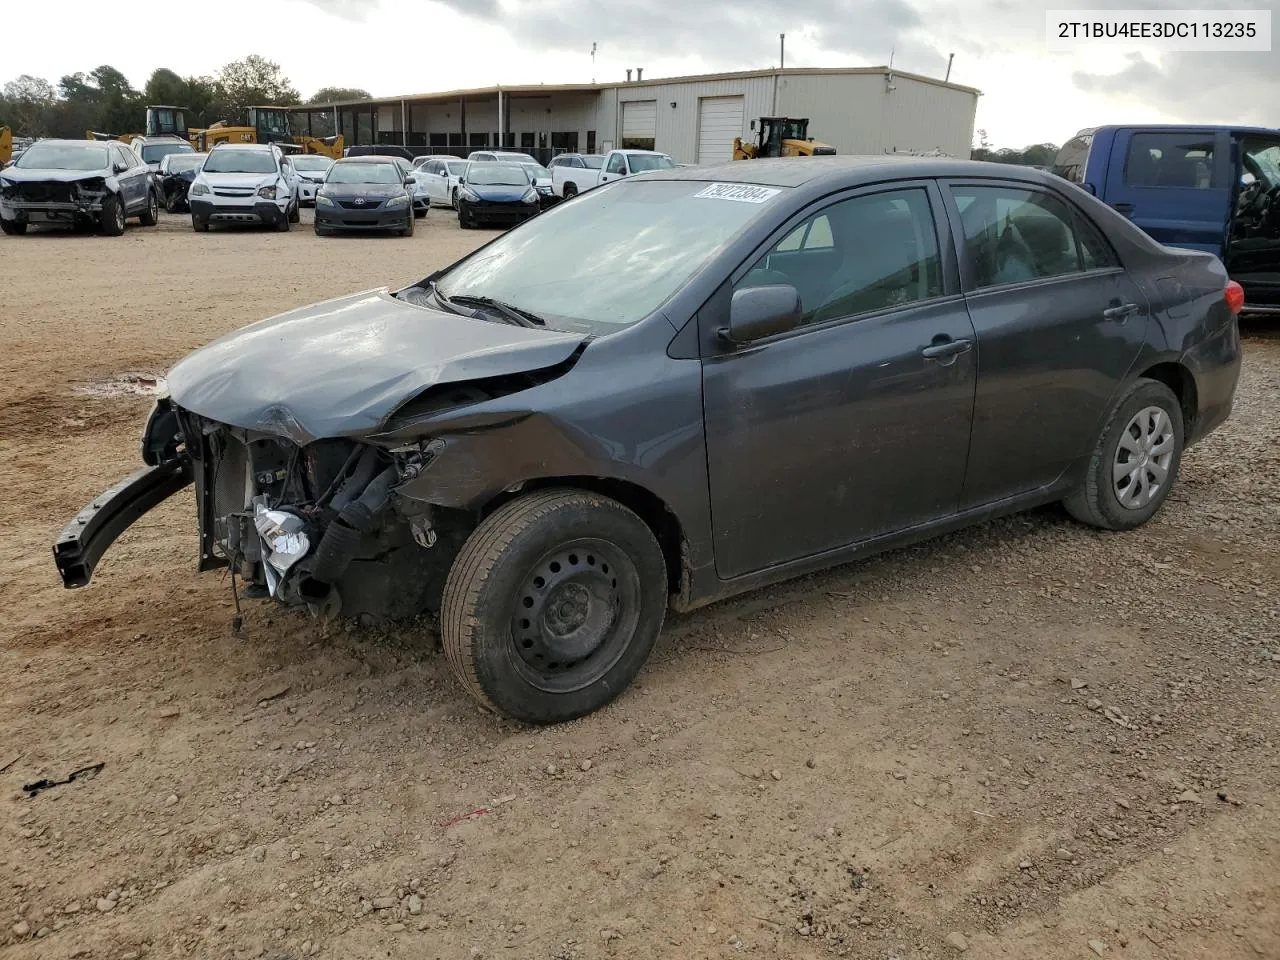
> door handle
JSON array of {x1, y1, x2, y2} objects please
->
[
  {"x1": 921, "y1": 337, "x2": 973, "y2": 361},
  {"x1": 1103, "y1": 302, "x2": 1140, "y2": 321},
  {"x1": 1112, "y1": 202, "x2": 1134, "y2": 215}
]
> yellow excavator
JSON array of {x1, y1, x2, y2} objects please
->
[
  {"x1": 0, "y1": 126, "x2": 12, "y2": 166},
  {"x1": 190, "y1": 106, "x2": 343, "y2": 159},
  {"x1": 733, "y1": 117, "x2": 836, "y2": 159}
]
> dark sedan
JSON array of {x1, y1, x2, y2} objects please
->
[
  {"x1": 314, "y1": 156, "x2": 415, "y2": 236},
  {"x1": 53, "y1": 157, "x2": 1241, "y2": 727},
  {"x1": 158, "y1": 152, "x2": 207, "y2": 212},
  {"x1": 457, "y1": 162, "x2": 541, "y2": 228}
]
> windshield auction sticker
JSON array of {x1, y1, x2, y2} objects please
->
[
  {"x1": 693, "y1": 183, "x2": 783, "y2": 203},
  {"x1": 1046, "y1": 9, "x2": 1271, "y2": 51}
]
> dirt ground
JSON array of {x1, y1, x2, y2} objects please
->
[{"x1": 1, "y1": 208, "x2": 1277, "y2": 960}]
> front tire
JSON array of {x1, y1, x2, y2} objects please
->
[
  {"x1": 1064, "y1": 378, "x2": 1184, "y2": 531},
  {"x1": 191, "y1": 213, "x2": 209, "y2": 232},
  {"x1": 288, "y1": 199, "x2": 300, "y2": 224},
  {"x1": 451, "y1": 187, "x2": 458, "y2": 209},
  {"x1": 276, "y1": 209, "x2": 291, "y2": 232},
  {"x1": 100, "y1": 193, "x2": 126, "y2": 236},
  {"x1": 139, "y1": 190, "x2": 159, "y2": 226},
  {"x1": 402, "y1": 210, "x2": 415, "y2": 236},
  {"x1": 0, "y1": 218, "x2": 27, "y2": 235},
  {"x1": 440, "y1": 489, "x2": 667, "y2": 725}
]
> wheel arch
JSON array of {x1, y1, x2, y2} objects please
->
[
  {"x1": 1135, "y1": 360, "x2": 1198, "y2": 434},
  {"x1": 482, "y1": 475, "x2": 690, "y2": 599}
]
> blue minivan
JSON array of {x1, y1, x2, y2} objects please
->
[{"x1": 1052, "y1": 125, "x2": 1280, "y2": 314}]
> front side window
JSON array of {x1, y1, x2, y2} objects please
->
[
  {"x1": 606, "y1": 154, "x2": 626, "y2": 174},
  {"x1": 736, "y1": 188, "x2": 942, "y2": 324},
  {"x1": 108, "y1": 144, "x2": 129, "y2": 169},
  {"x1": 1125, "y1": 133, "x2": 1219, "y2": 189},
  {"x1": 952, "y1": 185, "x2": 1105, "y2": 288},
  {"x1": 434, "y1": 179, "x2": 784, "y2": 331}
]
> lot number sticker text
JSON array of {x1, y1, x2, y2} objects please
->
[{"x1": 694, "y1": 183, "x2": 782, "y2": 203}]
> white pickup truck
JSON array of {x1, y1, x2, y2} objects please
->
[{"x1": 550, "y1": 149, "x2": 677, "y2": 199}]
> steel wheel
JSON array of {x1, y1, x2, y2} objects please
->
[
  {"x1": 510, "y1": 539, "x2": 641, "y2": 694},
  {"x1": 1113, "y1": 405, "x2": 1175, "y2": 509}
]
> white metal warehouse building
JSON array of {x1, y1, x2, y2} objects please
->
[{"x1": 290, "y1": 66, "x2": 981, "y2": 165}]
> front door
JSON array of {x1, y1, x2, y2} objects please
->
[
  {"x1": 701, "y1": 183, "x2": 977, "y2": 580},
  {"x1": 941, "y1": 179, "x2": 1150, "y2": 508},
  {"x1": 1101, "y1": 128, "x2": 1232, "y2": 256},
  {"x1": 1226, "y1": 134, "x2": 1280, "y2": 308}
]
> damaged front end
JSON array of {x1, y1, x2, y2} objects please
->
[
  {"x1": 54, "y1": 394, "x2": 460, "y2": 623},
  {"x1": 1, "y1": 177, "x2": 109, "y2": 225},
  {"x1": 189, "y1": 418, "x2": 454, "y2": 621}
]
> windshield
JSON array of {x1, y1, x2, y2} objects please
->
[
  {"x1": 15, "y1": 143, "x2": 109, "y2": 170},
  {"x1": 521, "y1": 163, "x2": 551, "y2": 179},
  {"x1": 436, "y1": 179, "x2": 782, "y2": 331},
  {"x1": 291, "y1": 156, "x2": 331, "y2": 172},
  {"x1": 1051, "y1": 134, "x2": 1094, "y2": 184},
  {"x1": 468, "y1": 164, "x2": 530, "y2": 186},
  {"x1": 496, "y1": 153, "x2": 537, "y2": 164},
  {"x1": 257, "y1": 110, "x2": 290, "y2": 137},
  {"x1": 203, "y1": 150, "x2": 277, "y2": 174},
  {"x1": 326, "y1": 161, "x2": 401, "y2": 184},
  {"x1": 582, "y1": 156, "x2": 604, "y2": 169},
  {"x1": 166, "y1": 155, "x2": 205, "y2": 172},
  {"x1": 628, "y1": 154, "x2": 676, "y2": 172},
  {"x1": 1244, "y1": 143, "x2": 1280, "y2": 189},
  {"x1": 141, "y1": 142, "x2": 192, "y2": 163}
]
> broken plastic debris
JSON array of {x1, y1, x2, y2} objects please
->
[{"x1": 254, "y1": 504, "x2": 311, "y2": 575}]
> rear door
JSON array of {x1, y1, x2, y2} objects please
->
[
  {"x1": 1101, "y1": 128, "x2": 1232, "y2": 256},
  {"x1": 112, "y1": 144, "x2": 146, "y2": 211},
  {"x1": 942, "y1": 179, "x2": 1150, "y2": 509}
]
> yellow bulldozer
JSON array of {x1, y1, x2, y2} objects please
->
[
  {"x1": 88, "y1": 105, "x2": 343, "y2": 159},
  {"x1": 190, "y1": 106, "x2": 343, "y2": 159},
  {"x1": 733, "y1": 117, "x2": 836, "y2": 160}
]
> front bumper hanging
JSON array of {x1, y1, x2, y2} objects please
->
[{"x1": 53, "y1": 458, "x2": 193, "y2": 588}]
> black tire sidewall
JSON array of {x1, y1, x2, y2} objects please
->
[
  {"x1": 101, "y1": 194, "x2": 125, "y2": 235},
  {"x1": 452, "y1": 495, "x2": 667, "y2": 724},
  {"x1": 1090, "y1": 380, "x2": 1184, "y2": 530}
]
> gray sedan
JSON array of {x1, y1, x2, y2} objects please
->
[{"x1": 53, "y1": 157, "x2": 1243, "y2": 725}]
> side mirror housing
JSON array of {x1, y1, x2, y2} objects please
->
[
  {"x1": 113, "y1": 162, "x2": 128, "y2": 174},
  {"x1": 722, "y1": 284, "x2": 803, "y2": 343}
]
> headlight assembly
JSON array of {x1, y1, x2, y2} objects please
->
[
  {"x1": 316, "y1": 195, "x2": 335, "y2": 206},
  {"x1": 190, "y1": 182, "x2": 210, "y2": 196},
  {"x1": 386, "y1": 194, "x2": 410, "y2": 207},
  {"x1": 257, "y1": 184, "x2": 278, "y2": 199}
]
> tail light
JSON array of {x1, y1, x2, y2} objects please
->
[{"x1": 1225, "y1": 280, "x2": 1245, "y2": 315}]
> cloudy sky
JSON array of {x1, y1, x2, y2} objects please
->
[{"x1": 5, "y1": 0, "x2": 1276, "y2": 147}]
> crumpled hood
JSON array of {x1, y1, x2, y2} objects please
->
[
  {"x1": 1, "y1": 166, "x2": 111, "y2": 183},
  {"x1": 165, "y1": 289, "x2": 587, "y2": 443}
]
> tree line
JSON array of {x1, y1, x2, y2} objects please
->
[
  {"x1": 970, "y1": 130, "x2": 1060, "y2": 167},
  {"x1": 0, "y1": 55, "x2": 371, "y2": 139}
]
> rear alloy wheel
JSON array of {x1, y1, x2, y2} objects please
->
[
  {"x1": 563, "y1": 182, "x2": 578, "y2": 199},
  {"x1": 0, "y1": 217, "x2": 27, "y2": 235},
  {"x1": 1065, "y1": 378, "x2": 1184, "y2": 531},
  {"x1": 101, "y1": 193, "x2": 126, "y2": 236},
  {"x1": 441, "y1": 489, "x2": 667, "y2": 724},
  {"x1": 139, "y1": 190, "x2": 159, "y2": 226}
]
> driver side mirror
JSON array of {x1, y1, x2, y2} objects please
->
[
  {"x1": 722, "y1": 284, "x2": 803, "y2": 343},
  {"x1": 113, "y1": 162, "x2": 128, "y2": 174}
]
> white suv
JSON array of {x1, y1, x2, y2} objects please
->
[{"x1": 188, "y1": 143, "x2": 300, "y2": 232}]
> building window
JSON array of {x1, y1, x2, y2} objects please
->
[
  {"x1": 429, "y1": 133, "x2": 448, "y2": 147},
  {"x1": 622, "y1": 136, "x2": 655, "y2": 151},
  {"x1": 521, "y1": 132, "x2": 535, "y2": 152},
  {"x1": 470, "y1": 132, "x2": 488, "y2": 147},
  {"x1": 587, "y1": 130, "x2": 596, "y2": 153},
  {"x1": 551, "y1": 131, "x2": 579, "y2": 154},
  {"x1": 448, "y1": 133, "x2": 464, "y2": 147}
]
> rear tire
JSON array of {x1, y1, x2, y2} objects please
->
[
  {"x1": 139, "y1": 190, "x2": 159, "y2": 226},
  {"x1": 451, "y1": 187, "x2": 458, "y2": 209},
  {"x1": 0, "y1": 218, "x2": 27, "y2": 235},
  {"x1": 563, "y1": 182, "x2": 578, "y2": 199},
  {"x1": 440, "y1": 489, "x2": 667, "y2": 725},
  {"x1": 1064, "y1": 378, "x2": 1184, "y2": 531},
  {"x1": 100, "y1": 193, "x2": 126, "y2": 236}
]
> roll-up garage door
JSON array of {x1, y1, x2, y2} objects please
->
[
  {"x1": 621, "y1": 100, "x2": 657, "y2": 149},
  {"x1": 697, "y1": 96, "x2": 745, "y2": 164}
]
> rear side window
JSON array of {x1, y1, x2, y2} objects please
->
[
  {"x1": 952, "y1": 185, "x2": 1114, "y2": 288},
  {"x1": 1125, "y1": 133, "x2": 1219, "y2": 189}
]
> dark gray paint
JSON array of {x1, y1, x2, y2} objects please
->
[{"x1": 59, "y1": 157, "x2": 1243, "y2": 618}]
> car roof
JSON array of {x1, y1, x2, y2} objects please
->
[
  {"x1": 1079, "y1": 124, "x2": 1280, "y2": 137},
  {"x1": 210, "y1": 143, "x2": 275, "y2": 151},
  {"x1": 335, "y1": 154, "x2": 402, "y2": 163},
  {"x1": 635, "y1": 155, "x2": 1053, "y2": 188},
  {"x1": 136, "y1": 135, "x2": 190, "y2": 143}
]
